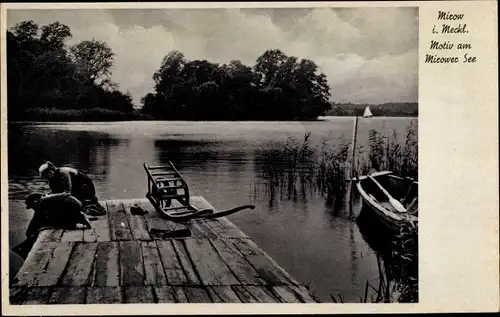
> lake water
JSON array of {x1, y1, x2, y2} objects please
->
[{"x1": 7, "y1": 116, "x2": 417, "y2": 302}]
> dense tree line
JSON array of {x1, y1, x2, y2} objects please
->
[
  {"x1": 141, "y1": 49, "x2": 332, "y2": 120},
  {"x1": 8, "y1": 20, "x2": 417, "y2": 122},
  {"x1": 7, "y1": 20, "x2": 134, "y2": 120}
]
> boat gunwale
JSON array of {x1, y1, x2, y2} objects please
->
[{"x1": 355, "y1": 172, "x2": 418, "y2": 229}]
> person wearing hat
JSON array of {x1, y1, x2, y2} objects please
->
[{"x1": 38, "y1": 161, "x2": 106, "y2": 215}]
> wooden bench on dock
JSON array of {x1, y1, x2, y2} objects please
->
[{"x1": 10, "y1": 197, "x2": 319, "y2": 304}]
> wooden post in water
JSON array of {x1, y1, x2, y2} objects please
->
[
  {"x1": 347, "y1": 106, "x2": 372, "y2": 217},
  {"x1": 348, "y1": 115, "x2": 359, "y2": 217}
]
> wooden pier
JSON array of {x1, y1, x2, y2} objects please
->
[{"x1": 10, "y1": 197, "x2": 319, "y2": 304}]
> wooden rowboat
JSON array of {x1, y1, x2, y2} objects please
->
[{"x1": 355, "y1": 171, "x2": 418, "y2": 232}]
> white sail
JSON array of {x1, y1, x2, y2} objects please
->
[{"x1": 363, "y1": 106, "x2": 373, "y2": 118}]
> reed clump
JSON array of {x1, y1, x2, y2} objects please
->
[
  {"x1": 390, "y1": 219, "x2": 419, "y2": 302},
  {"x1": 257, "y1": 122, "x2": 418, "y2": 303},
  {"x1": 358, "y1": 122, "x2": 418, "y2": 179},
  {"x1": 316, "y1": 139, "x2": 350, "y2": 208},
  {"x1": 258, "y1": 132, "x2": 317, "y2": 202},
  {"x1": 256, "y1": 122, "x2": 418, "y2": 206}
]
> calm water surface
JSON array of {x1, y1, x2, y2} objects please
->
[{"x1": 8, "y1": 116, "x2": 417, "y2": 302}]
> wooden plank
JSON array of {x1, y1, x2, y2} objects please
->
[
  {"x1": 189, "y1": 219, "x2": 218, "y2": 238},
  {"x1": 141, "y1": 241, "x2": 167, "y2": 286},
  {"x1": 92, "y1": 241, "x2": 120, "y2": 287},
  {"x1": 123, "y1": 286, "x2": 155, "y2": 303},
  {"x1": 83, "y1": 228, "x2": 97, "y2": 242},
  {"x1": 184, "y1": 238, "x2": 239, "y2": 286},
  {"x1": 243, "y1": 286, "x2": 282, "y2": 303},
  {"x1": 186, "y1": 197, "x2": 219, "y2": 238},
  {"x1": 287, "y1": 285, "x2": 319, "y2": 303},
  {"x1": 271, "y1": 286, "x2": 302, "y2": 303},
  {"x1": 154, "y1": 286, "x2": 176, "y2": 303},
  {"x1": 119, "y1": 241, "x2": 145, "y2": 286},
  {"x1": 15, "y1": 242, "x2": 73, "y2": 287},
  {"x1": 48, "y1": 287, "x2": 86, "y2": 304},
  {"x1": 145, "y1": 215, "x2": 168, "y2": 232},
  {"x1": 86, "y1": 287, "x2": 123, "y2": 304},
  {"x1": 210, "y1": 238, "x2": 265, "y2": 285},
  {"x1": 229, "y1": 238, "x2": 260, "y2": 256},
  {"x1": 229, "y1": 239, "x2": 299, "y2": 286},
  {"x1": 183, "y1": 287, "x2": 212, "y2": 303},
  {"x1": 173, "y1": 287, "x2": 189, "y2": 303},
  {"x1": 92, "y1": 214, "x2": 111, "y2": 242},
  {"x1": 10, "y1": 287, "x2": 50, "y2": 305},
  {"x1": 38, "y1": 229, "x2": 63, "y2": 242},
  {"x1": 219, "y1": 217, "x2": 249, "y2": 237},
  {"x1": 61, "y1": 229, "x2": 84, "y2": 242},
  {"x1": 231, "y1": 285, "x2": 259, "y2": 303},
  {"x1": 190, "y1": 196, "x2": 214, "y2": 210},
  {"x1": 172, "y1": 240, "x2": 201, "y2": 285},
  {"x1": 156, "y1": 240, "x2": 188, "y2": 285},
  {"x1": 36, "y1": 242, "x2": 75, "y2": 287},
  {"x1": 123, "y1": 200, "x2": 151, "y2": 240},
  {"x1": 186, "y1": 221, "x2": 208, "y2": 238},
  {"x1": 207, "y1": 286, "x2": 242, "y2": 303},
  {"x1": 107, "y1": 201, "x2": 132, "y2": 241},
  {"x1": 14, "y1": 242, "x2": 58, "y2": 287},
  {"x1": 205, "y1": 218, "x2": 248, "y2": 238},
  {"x1": 61, "y1": 242, "x2": 98, "y2": 286}
]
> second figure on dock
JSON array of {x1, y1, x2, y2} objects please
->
[{"x1": 38, "y1": 161, "x2": 106, "y2": 216}]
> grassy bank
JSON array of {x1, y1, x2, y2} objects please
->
[{"x1": 20, "y1": 107, "x2": 155, "y2": 122}]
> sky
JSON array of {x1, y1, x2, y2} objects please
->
[{"x1": 7, "y1": 7, "x2": 418, "y2": 107}]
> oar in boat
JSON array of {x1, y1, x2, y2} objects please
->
[{"x1": 367, "y1": 175, "x2": 407, "y2": 213}]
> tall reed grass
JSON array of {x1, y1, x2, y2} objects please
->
[
  {"x1": 257, "y1": 132, "x2": 317, "y2": 203},
  {"x1": 256, "y1": 122, "x2": 418, "y2": 303},
  {"x1": 256, "y1": 122, "x2": 418, "y2": 207},
  {"x1": 358, "y1": 122, "x2": 418, "y2": 179},
  {"x1": 316, "y1": 139, "x2": 350, "y2": 208}
]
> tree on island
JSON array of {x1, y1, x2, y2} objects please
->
[
  {"x1": 8, "y1": 20, "x2": 332, "y2": 121},
  {"x1": 142, "y1": 49, "x2": 332, "y2": 120},
  {"x1": 70, "y1": 39, "x2": 115, "y2": 88},
  {"x1": 7, "y1": 20, "x2": 134, "y2": 120}
]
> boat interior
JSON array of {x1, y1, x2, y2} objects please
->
[{"x1": 360, "y1": 173, "x2": 418, "y2": 215}]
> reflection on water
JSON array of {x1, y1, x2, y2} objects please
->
[{"x1": 7, "y1": 117, "x2": 417, "y2": 302}]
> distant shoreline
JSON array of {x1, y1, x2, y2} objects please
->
[
  {"x1": 7, "y1": 104, "x2": 418, "y2": 123},
  {"x1": 8, "y1": 115, "x2": 418, "y2": 124}
]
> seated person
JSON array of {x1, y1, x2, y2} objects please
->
[
  {"x1": 24, "y1": 192, "x2": 91, "y2": 238},
  {"x1": 38, "y1": 161, "x2": 106, "y2": 215}
]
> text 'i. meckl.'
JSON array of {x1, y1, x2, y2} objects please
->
[{"x1": 425, "y1": 11, "x2": 477, "y2": 64}]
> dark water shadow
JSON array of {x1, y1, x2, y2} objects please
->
[
  {"x1": 8, "y1": 125, "x2": 124, "y2": 178},
  {"x1": 154, "y1": 139, "x2": 223, "y2": 173},
  {"x1": 356, "y1": 205, "x2": 419, "y2": 302}
]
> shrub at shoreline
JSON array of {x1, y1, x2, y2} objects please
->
[{"x1": 21, "y1": 107, "x2": 154, "y2": 122}]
